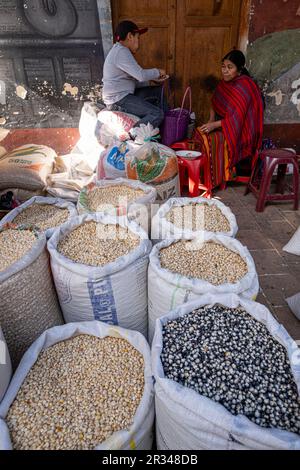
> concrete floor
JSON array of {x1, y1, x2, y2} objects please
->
[{"x1": 214, "y1": 182, "x2": 300, "y2": 341}]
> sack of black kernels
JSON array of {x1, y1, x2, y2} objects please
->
[
  {"x1": 0, "y1": 326, "x2": 12, "y2": 403},
  {"x1": 48, "y1": 213, "x2": 152, "y2": 338},
  {"x1": 0, "y1": 225, "x2": 63, "y2": 369},
  {"x1": 152, "y1": 293, "x2": 300, "y2": 450},
  {"x1": 0, "y1": 321, "x2": 154, "y2": 450},
  {"x1": 148, "y1": 234, "x2": 258, "y2": 342}
]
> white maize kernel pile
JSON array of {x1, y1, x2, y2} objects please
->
[
  {"x1": 57, "y1": 221, "x2": 139, "y2": 267},
  {"x1": 13, "y1": 204, "x2": 69, "y2": 231},
  {"x1": 6, "y1": 334, "x2": 145, "y2": 450},
  {"x1": 166, "y1": 203, "x2": 230, "y2": 233},
  {"x1": 160, "y1": 240, "x2": 248, "y2": 285},
  {"x1": 87, "y1": 185, "x2": 145, "y2": 212}
]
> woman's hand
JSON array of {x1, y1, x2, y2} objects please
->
[
  {"x1": 199, "y1": 122, "x2": 217, "y2": 134},
  {"x1": 199, "y1": 120, "x2": 222, "y2": 134}
]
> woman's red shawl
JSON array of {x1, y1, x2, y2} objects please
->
[{"x1": 212, "y1": 75, "x2": 264, "y2": 167}]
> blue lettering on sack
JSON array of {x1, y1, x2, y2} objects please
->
[
  {"x1": 107, "y1": 142, "x2": 129, "y2": 171},
  {"x1": 87, "y1": 277, "x2": 118, "y2": 325}
]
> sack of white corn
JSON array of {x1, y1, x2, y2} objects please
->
[
  {"x1": 0, "y1": 321, "x2": 154, "y2": 450},
  {"x1": 148, "y1": 234, "x2": 259, "y2": 342},
  {"x1": 0, "y1": 197, "x2": 77, "y2": 239},
  {"x1": 78, "y1": 178, "x2": 157, "y2": 235},
  {"x1": 152, "y1": 293, "x2": 300, "y2": 450},
  {"x1": 0, "y1": 145, "x2": 56, "y2": 191},
  {"x1": 48, "y1": 213, "x2": 152, "y2": 338},
  {"x1": 0, "y1": 326, "x2": 12, "y2": 403},
  {"x1": 151, "y1": 197, "x2": 238, "y2": 242},
  {"x1": 0, "y1": 225, "x2": 63, "y2": 368},
  {"x1": 125, "y1": 124, "x2": 180, "y2": 203}
]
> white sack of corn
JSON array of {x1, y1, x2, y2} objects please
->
[
  {"x1": 78, "y1": 178, "x2": 157, "y2": 235},
  {"x1": 48, "y1": 214, "x2": 152, "y2": 338},
  {"x1": 0, "y1": 226, "x2": 63, "y2": 369},
  {"x1": 0, "y1": 326, "x2": 12, "y2": 403},
  {"x1": 1, "y1": 197, "x2": 77, "y2": 239},
  {"x1": 151, "y1": 197, "x2": 238, "y2": 241},
  {"x1": 152, "y1": 293, "x2": 300, "y2": 450},
  {"x1": 0, "y1": 321, "x2": 154, "y2": 450},
  {"x1": 148, "y1": 234, "x2": 259, "y2": 342}
]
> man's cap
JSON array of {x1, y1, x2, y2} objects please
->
[{"x1": 115, "y1": 20, "x2": 148, "y2": 41}]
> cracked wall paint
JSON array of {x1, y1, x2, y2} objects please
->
[{"x1": 267, "y1": 90, "x2": 284, "y2": 106}]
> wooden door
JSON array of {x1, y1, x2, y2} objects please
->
[
  {"x1": 176, "y1": 0, "x2": 243, "y2": 123},
  {"x1": 111, "y1": 0, "x2": 244, "y2": 124},
  {"x1": 111, "y1": 0, "x2": 176, "y2": 77}
]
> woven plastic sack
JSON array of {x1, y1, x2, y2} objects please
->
[
  {"x1": 151, "y1": 197, "x2": 238, "y2": 241},
  {"x1": 286, "y1": 293, "x2": 300, "y2": 320},
  {"x1": 152, "y1": 293, "x2": 300, "y2": 450},
  {"x1": 148, "y1": 234, "x2": 259, "y2": 341},
  {"x1": 78, "y1": 178, "x2": 157, "y2": 234},
  {"x1": 125, "y1": 124, "x2": 180, "y2": 202},
  {"x1": 48, "y1": 213, "x2": 152, "y2": 338},
  {"x1": 0, "y1": 326, "x2": 12, "y2": 403},
  {"x1": 0, "y1": 145, "x2": 56, "y2": 191},
  {"x1": 1, "y1": 197, "x2": 77, "y2": 239},
  {"x1": 0, "y1": 226, "x2": 63, "y2": 369},
  {"x1": 96, "y1": 109, "x2": 139, "y2": 148},
  {"x1": 0, "y1": 321, "x2": 154, "y2": 450},
  {"x1": 283, "y1": 226, "x2": 300, "y2": 256}
]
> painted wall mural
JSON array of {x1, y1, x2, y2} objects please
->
[{"x1": 247, "y1": 1, "x2": 300, "y2": 124}]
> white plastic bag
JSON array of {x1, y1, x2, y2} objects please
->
[
  {"x1": 148, "y1": 234, "x2": 259, "y2": 341},
  {"x1": 97, "y1": 109, "x2": 139, "y2": 147},
  {"x1": 126, "y1": 124, "x2": 180, "y2": 202},
  {"x1": 97, "y1": 141, "x2": 133, "y2": 180},
  {"x1": 283, "y1": 226, "x2": 300, "y2": 256},
  {"x1": 0, "y1": 326, "x2": 12, "y2": 403},
  {"x1": 0, "y1": 321, "x2": 154, "y2": 450},
  {"x1": 151, "y1": 197, "x2": 238, "y2": 241},
  {"x1": 0, "y1": 197, "x2": 77, "y2": 239},
  {"x1": 48, "y1": 213, "x2": 152, "y2": 338},
  {"x1": 152, "y1": 293, "x2": 300, "y2": 450}
]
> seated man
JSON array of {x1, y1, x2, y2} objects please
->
[{"x1": 102, "y1": 20, "x2": 168, "y2": 132}]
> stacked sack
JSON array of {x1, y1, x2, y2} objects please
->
[{"x1": 0, "y1": 144, "x2": 57, "y2": 202}]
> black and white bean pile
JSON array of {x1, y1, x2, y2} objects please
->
[{"x1": 161, "y1": 305, "x2": 300, "y2": 434}]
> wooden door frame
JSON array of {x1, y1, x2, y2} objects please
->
[{"x1": 238, "y1": 0, "x2": 252, "y2": 53}]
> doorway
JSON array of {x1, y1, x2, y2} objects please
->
[{"x1": 111, "y1": 0, "x2": 247, "y2": 123}]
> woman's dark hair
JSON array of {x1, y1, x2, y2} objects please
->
[{"x1": 222, "y1": 49, "x2": 250, "y2": 77}]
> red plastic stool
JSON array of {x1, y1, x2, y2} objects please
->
[
  {"x1": 171, "y1": 141, "x2": 212, "y2": 198},
  {"x1": 245, "y1": 148, "x2": 299, "y2": 212},
  {"x1": 177, "y1": 155, "x2": 212, "y2": 198}
]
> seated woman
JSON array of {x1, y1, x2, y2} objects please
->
[{"x1": 194, "y1": 50, "x2": 264, "y2": 190}]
